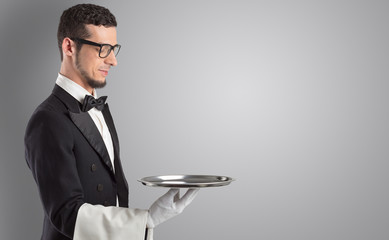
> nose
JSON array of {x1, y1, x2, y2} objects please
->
[{"x1": 105, "y1": 50, "x2": 118, "y2": 66}]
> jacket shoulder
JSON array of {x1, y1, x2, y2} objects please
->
[
  {"x1": 25, "y1": 94, "x2": 73, "y2": 136},
  {"x1": 35, "y1": 93, "x2": 68, "y2": 114}
]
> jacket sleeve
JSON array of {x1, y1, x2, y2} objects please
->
[
  {"x1": 25, "y1": 109, "x2": 150, "y2": 239},
  {"x1": 25, "y1": 109, "x2": 84, "y2": 238}
]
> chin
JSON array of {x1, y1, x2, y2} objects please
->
[{"x1": 87, "y1": 77, "x2": 107, "y2": 89}]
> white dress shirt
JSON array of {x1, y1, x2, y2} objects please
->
[{"x1": 55, "y1": 73, "x2": 151, "y2": 240}]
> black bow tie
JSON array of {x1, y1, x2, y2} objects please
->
[{"x1": 81, "y1": 95, "x2": 107, "y2": 112}]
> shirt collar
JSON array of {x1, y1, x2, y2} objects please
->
[{"x1": 55, "y1": 73, "x2": 98, "y2": 103}]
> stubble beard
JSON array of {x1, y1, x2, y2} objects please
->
[{"x1": 75, "y1": 52, "x2": 107, "y2": 89}]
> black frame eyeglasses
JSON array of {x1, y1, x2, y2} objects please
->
[{"x1": 71, "y1": 38, "x2": 121, "y2": 58}]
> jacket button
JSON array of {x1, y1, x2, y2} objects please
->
[
  {"x1": 97, "y1": 184, "x2": 104, "y2": 192},
  {"x1": 91, "y1": 164, "x2": 97, "y2": 172}
]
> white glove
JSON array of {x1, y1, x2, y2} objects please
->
[{"x1": 147, "y1": 188, "x2": 199, "y2": 229}]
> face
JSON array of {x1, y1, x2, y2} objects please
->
[{"x1": 74, "y1": 25, "x2": 118, "y2": 90}]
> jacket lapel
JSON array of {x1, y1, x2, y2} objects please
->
[
  {"x1": 102, "y1": 104, "x2": 119, "y2": 156},
  {"x1": 102, "y1": 104, "x2": 129, "y2": 207},
  {"x1": 52, "y1": 85, "x2": 115, "y2": 173},
  {"x1": 69, "y1": 111, "x2": 114, "y2": 173}
]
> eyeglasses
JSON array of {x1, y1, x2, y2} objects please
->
[{"x1": 71, "y1": 38, "x2": 121, "y2": 58}]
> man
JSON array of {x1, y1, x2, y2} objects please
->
[{"x1": 24, "y1": 4, "x2": 198, "y2": 240}]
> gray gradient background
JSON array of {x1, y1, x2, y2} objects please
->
[{"x1": 1, "y1": 0, "x2": 388, "y2": 239}]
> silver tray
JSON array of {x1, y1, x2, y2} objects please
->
[{"x1": 138, "y1": 175, "x2": 235, "y2": 188}]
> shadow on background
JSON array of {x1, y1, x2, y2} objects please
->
[{"x1": 0, "y1": 1, "x2": 72, "y2": 239}]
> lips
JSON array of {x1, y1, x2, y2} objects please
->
[{"x1": 99, "y1": 69, "x2": 109, "y2": 77}]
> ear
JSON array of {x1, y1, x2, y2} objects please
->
[{"x1": 62, "y1": 37, "x2": 76, "y2": 57}]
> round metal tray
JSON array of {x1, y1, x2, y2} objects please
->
[{"x1": 138, "y1": 174, "x2": 235, "y2": 188}]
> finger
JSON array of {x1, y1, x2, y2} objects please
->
[
  {"x1": 177, "y1": 188, "x2": 199, "y2": 207},
  {"x1": 174, "y1": 189, "x2": 180, "y2": 202},
  {"x1": 162, "y1": 188, "x2": 179, "y2": 200}
]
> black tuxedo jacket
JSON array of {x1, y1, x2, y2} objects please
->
[{"x1": 25, "y1": 85, "x2": 129, "y2": 240}]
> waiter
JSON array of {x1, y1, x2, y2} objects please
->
[{"x1": 24, "y1": 4, "x2": 199, "y2": 240}]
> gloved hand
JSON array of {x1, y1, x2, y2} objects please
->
[{"x1": 147, "y1": 188, "x2": 199, "y2": 229}]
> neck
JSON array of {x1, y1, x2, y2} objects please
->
[{"x1": 59, "y1": 63, "x2": 94, "y2": 95}]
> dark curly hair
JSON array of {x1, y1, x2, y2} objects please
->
[{"x1": 57, "y1": 4, "x2": 117, "y2": 60}]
